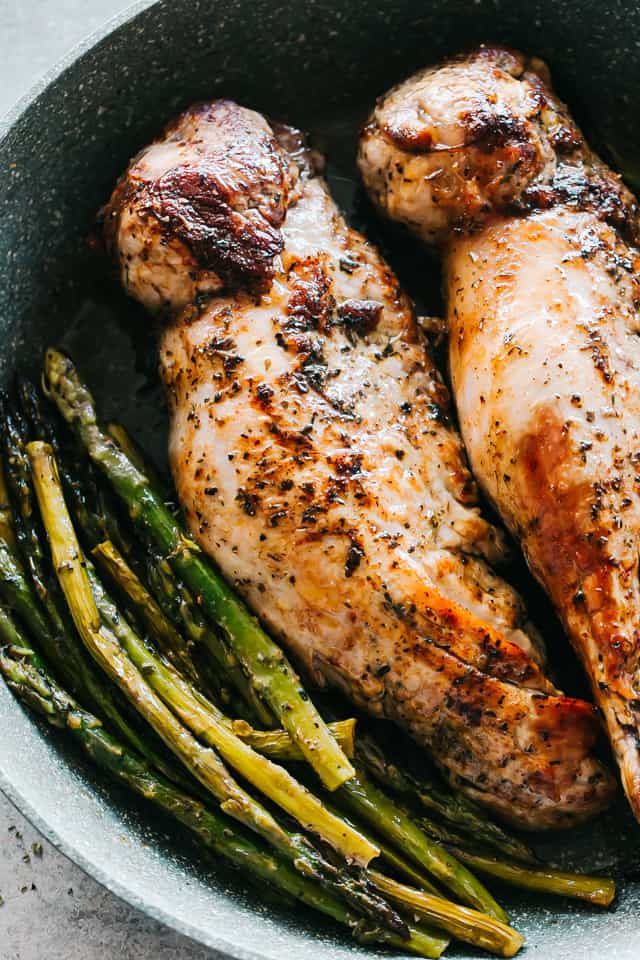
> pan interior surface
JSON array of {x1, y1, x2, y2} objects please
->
[{"x1": 1, "y1": 0, "x2": 639, "y2": 956}]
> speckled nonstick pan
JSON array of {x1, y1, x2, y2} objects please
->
[{"x1": 1, "y1": 1, "x2": 640, "y2": 956}]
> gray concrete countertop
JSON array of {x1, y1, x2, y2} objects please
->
[{"x1": 0, "y1": 2, "x2": 216, "y2": 956}]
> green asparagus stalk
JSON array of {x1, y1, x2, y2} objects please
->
[
  {"x1": 0, "y1": 604, "x2": 28, "y2": 650},
  {"x1": 28, "y1": 441, "x2": 409, "y2": 933},
  {"x1": 0, "y1": 535, "x2": 69, "y2": 675},
  {"x1": 94, "y1": 534, "x2": 266, "y2": 718},
  {"x1": 314, "y1": 790, "x2": 443, "y2": 898},
  {"x1": 0, "y1": 533, "x2": 196, "y2": 792},
  {"x1": 42, "y1": 362, "x2": 272, "y2": 727},
  {"x1": 414, "y1": 806, "x2": 616, "y2": 906},
  {"x1": 0, "y1": 535, "x2": 133, "y2": 740},
  {"x1": 375, "y1": 837, "x2": 442, "y2": 897},
  {"x1": 28, "y1": 441, "x2": 290, "y2": 846},
  {"x1": 370, "y1": 870, "x2": 523, "y2": 957},
  {"x1": 106, "y1": 422, "x2": 168, "y2": 500},
  {"x1": 0, "y1": 402, "x2": 188, "y2": 783},
  {"x1": 18, "y1": 376, "x2": 131, "y2": 558},
  {"x1": 357, "y1": 734, "x2": 536, "y2": 865},
  {"x1": 139, "y1": 548, "x2": 238, "y2": 711},
  {"x1": 104, "y1": 419, "x2": 273, "y2": 725},
  {"x1": 0, "y1": 614, "x2": 446, "y2": 958},
  {"x1": 44, "y1": 349, "x2": 354, "y2": 791},
  {"x1": 143, "y1": 546, "x2": 273, "y2": 725},
  {"x1": 27, "y1": 384, "x2": 220, "y2": 703},
  {"x1": 93, "y1": 534, "x2": 201, "y2": 684},
  {"x1": 336, "y1": 767, "x2": 508, "y2": 922},
  {"x1": 288, "y1": 785, "x2": 523, "y2": 955},
  {"x1": 418, "y1": 814, "x2": 476, "y2": 849},
  {"x1": 228, "y1": 716, "x2": 354, "y2": 762},
  {"x1": 86, "y1": 542, "x2": 376, "y2": 865},
  {"x1": 0, "y1": 393, "x2": 66, "y2": 632},
  {"x1": 19, "y1": 380, "x2": 222, "y2": 703},
  {"x1": 0, "y1": 457, "x2": 17, "y2": 550},
  {"x1": 448, "y1": 849, "x2": 616, "y2": 908},
  {"x1": 17, "y1": 376, "x2": 100, "y2": 543}
]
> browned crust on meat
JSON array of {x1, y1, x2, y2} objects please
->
[
  {"x1": 517, "y1": 405, "x2": 640, "y2": 689},
  {"x1": 364, "y1": 44, "x2": 640, "y2": 243},
  {"x1": 100, "y1": 101, "x2": 310, "y2": 294},
  {"x1": 377, "y1": 48, "x2": 543, "y2": 155}
]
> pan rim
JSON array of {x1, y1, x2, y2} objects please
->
[{"x1": 0, "y1": 3, "x2": 637, "y2": 957}]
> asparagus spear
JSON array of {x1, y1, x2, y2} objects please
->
[
  {"x1": 27, "y1": 441, "x2": 409, "y2": 933},
  {"x1": 94, "y1": 534, "x2": 268, "y2": 719},
  {"x1": 0, "y1": 535, "x2": 128, "y2": 735},
  {"x1": 370, "y1": 871, "x2": 523, "y2": 957},
  {"x1": 238, "y1": 772, "x2": 520, "y2": 955},
  {"x1": 448, "y1": 849, "x2": 616, "y2": 908},
  {"x1": 0, "y1": 613, "x2": 446, "y2": 958},
  {"x1": 357, "y1": 733, "x2": 536, "y2": 865},
  {"x1": 0, "y1": 457, "x2": 17, "y2": 550},
  {"x1": 44, "y1": 348, "x2": 354, "y2": 791},
  {"x1": 28, "y1": 442, "x2": 288, "y2": 845},
  {"x1": 38, "y1": 367, "x2": 257, "y2": 713},
  {"x1": 0, "y1": 394, "x2": 65, "y2": 630},
  {"x1": 0, "y1": 605, "x2": 50, "y2": 671},
  {"x1": 144, "y1": 546, "x2": 273, "y2": 725},
  {"x1": 0, "y1": 532, "x2": 197, "y2": 792},
  {"x1": 410, "y1": 796, "x2": 616, "y2": 907},
  {"x1": 139, "y1": 549, "x2": 235, "y2": 709},
  {"x1": 23, "y1": 382, "x2": 325, "y2": 745},
  {"x1": 18, "y1": 376, "x2": 131, "y2": 557},
  {"x1": 229, "y1": 717, "x2": 354, "y2": 762},
  {"x1": 94, "y1": 533, "x2": 201, "y2": 684},
  {"x1": 270, "y1": 780, "x2": 523, "y2": 955},
  {"x1": 17, "y1": 377, "x2": 99, "y2": 541},
  {"x1": 0, "y1": 403, "x2": 187, "y2": 780},
  {"x1": 411, "y1": 803, "x2": 614, "y2": 907},
  {"x1": 315, "y1": 790, "x2": 443, "y2": 899},
  {"x1": 86, "y1": 541, "x2": 375, "y2": 865},
  {"x1": 336, "y1": 767, "x2": 509, "y2": 922},
  {"x1": 22, "y1": 382, "x2": 220, "y2": 702},
  {"x1": 418, "y1": 814, "x2": 476, "y2": 849},
  {"x1": 106, "y1": 421, "x2": 168, "y2": 500},
  {"x1": 103, "y1": 419, "x2": 274, "y2": 726},
  {"x1": 375, "y1": 837, "x2": 442, "y2": 897},
  {"x1": 0, "y1": 536, "x2": 69, "y2": 674}
]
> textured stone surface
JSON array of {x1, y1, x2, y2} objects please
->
[
  {"x1": 0, "y1": 0, "x2": 126, "y2": 117},
  {"x1": 0, "y1": 802, "x2": 217, "y2": 960}
]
